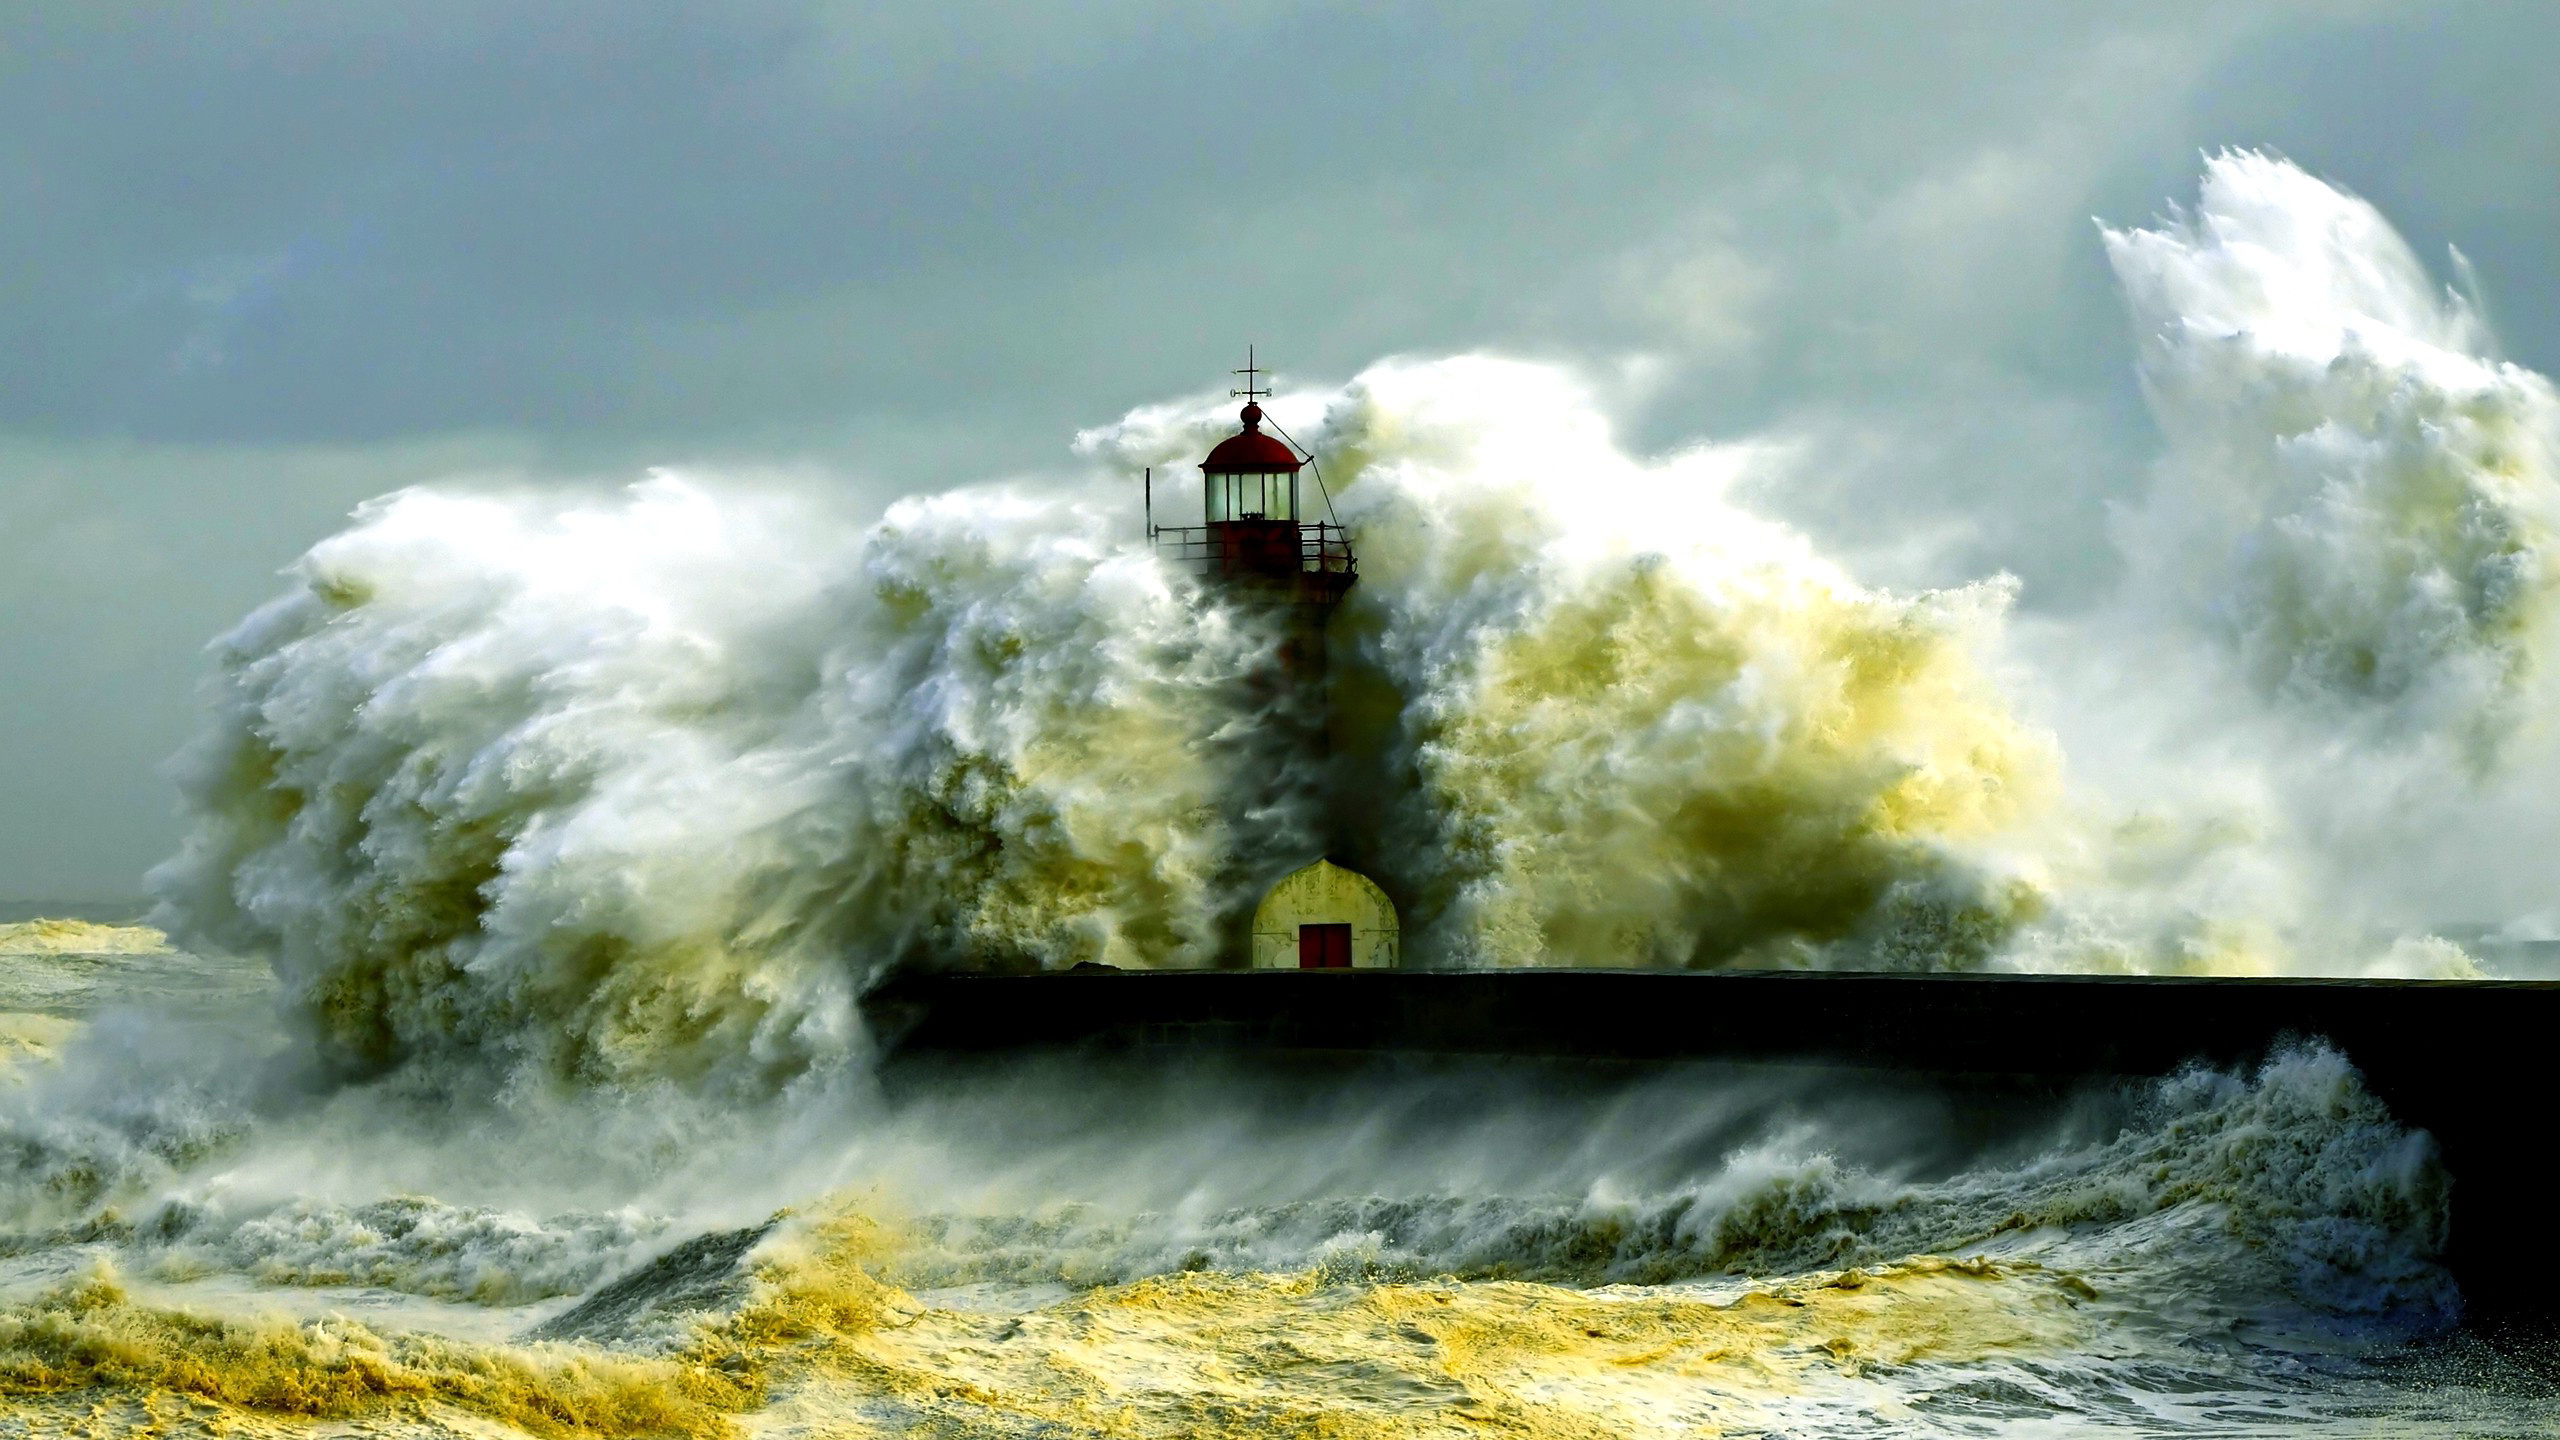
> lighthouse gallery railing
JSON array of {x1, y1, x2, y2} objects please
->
[{"x1": 1149, "y1": 523, "x2": 1357, "y2": 581}]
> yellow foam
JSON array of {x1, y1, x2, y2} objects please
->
[
  {"x1": 0, "y1": 1265, "x2": 750, "y2": 1438},
  {"x1": 0, "y1": 921, "x2": 169, "y2": 956}
]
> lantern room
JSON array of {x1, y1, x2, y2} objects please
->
[
  {"x1": 1202, "y1": 402, "x2": 1302, "y2": 522},
  {"x1": 1146, "y1": 350, "x2": 1357, "y2": 605}
]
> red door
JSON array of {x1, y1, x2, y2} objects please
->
[{"x1": 1298, "y1": 923, "x2": 1353, "y2": 969}]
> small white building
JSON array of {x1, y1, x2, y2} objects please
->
[{"x1": 1250, "y1": 859, "x2": 1399, "y2": 968}]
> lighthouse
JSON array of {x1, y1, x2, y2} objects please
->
[{"x1": 1148, "y1": 352, "x2": 1399, "y2": 969}]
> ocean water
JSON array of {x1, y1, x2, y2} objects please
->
[{"x1": 2, "y1": 930, "x2": 2555, "y2": 1438}]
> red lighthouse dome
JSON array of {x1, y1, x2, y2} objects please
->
[{"x1": 1203, "y1": 403, "x2": 1305, "y2": 474}]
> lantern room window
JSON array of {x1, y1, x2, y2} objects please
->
[{"x1": 1206, "y1": 467, "x2": 1298, "y2": 523}]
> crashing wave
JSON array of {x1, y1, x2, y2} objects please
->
[
  {"x1": 149, "y1": 479, "x2": 1279, "y2": 1093},
  {"x1": 137, "y1": 152, "x2": 2560, "y2": 1096},
  {"x1": 153, "y1": 365, "x2": 2060, "y2": 1092},
  {"x1": 879, "y1": 1043, "x2": 2449, "y2": 1324}
]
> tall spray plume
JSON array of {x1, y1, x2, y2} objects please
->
[{"x1": 2106, "y1": 149, "x2": 2560, "y2": 758}]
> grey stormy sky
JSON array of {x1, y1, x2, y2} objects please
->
[{"x1": 7, "y1": 1, "x2": 2560, "y2": 899}]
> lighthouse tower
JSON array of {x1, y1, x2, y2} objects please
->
[{"x1": 1147, "y1": 353, "x2": 1398, "y2": 969}]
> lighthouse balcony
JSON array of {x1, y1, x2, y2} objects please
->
[{"x1": 1151, "y1": 521, "x2": 1357, "y2": 597}]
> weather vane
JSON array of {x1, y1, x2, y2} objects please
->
[{"x1": 1230, "y1": 345, "x2": 1271, "y2": 402}]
